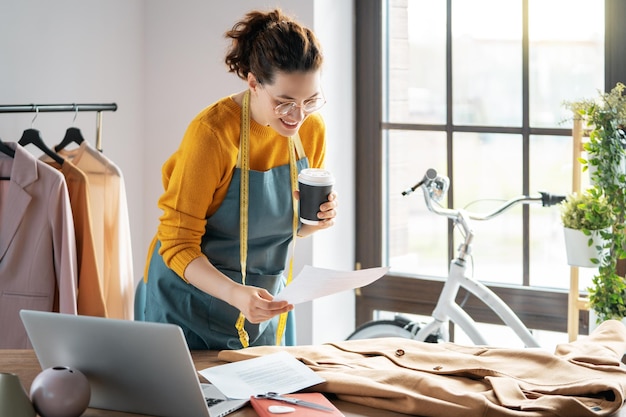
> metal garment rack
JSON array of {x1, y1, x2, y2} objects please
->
[{"x1": 0, "y1": 103, "x2": 118, "y2": 152}]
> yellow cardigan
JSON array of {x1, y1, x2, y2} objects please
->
[{"x1": 150, "y1": 96, "x2": 326, "y2": 279}]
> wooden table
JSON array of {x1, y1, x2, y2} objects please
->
[
  {"x1": 4, "y1": 349, "x2": 626, "y2": 417},
  {"x1": 0, "y1": 349, "x2": 407, "y2": 417}
]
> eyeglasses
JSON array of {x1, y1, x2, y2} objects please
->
[{"x1": 263, "y1": 89, "x2": 326, "y2": 116}]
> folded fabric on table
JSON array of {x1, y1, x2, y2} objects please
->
[{"x1": 218, "y1": 320, "x2": 626, "y2": 417}]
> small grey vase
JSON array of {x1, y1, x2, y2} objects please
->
[
  {"x1": 30, "y1": 366, "x2": 91, "y2": 417},
  {"x1": 0, "y1": 372, "x2": 36, "y2": 417}
]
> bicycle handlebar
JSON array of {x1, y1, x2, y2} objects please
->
[
  {"x1": 541, "y1": 192, "x2": 568, "y2": 207},
  {"x1": 401, "y1": 168, "x2": 437, "y2": 196},
  {"x1": 404, "y1": 168, "x2": 566, "y2": 222},
  {"x1": 404, "y1": 168, "x2": 566, "y2": 262}
]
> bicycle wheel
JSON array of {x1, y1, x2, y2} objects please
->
[
  {"x1": 347, "y1": 315, "x2": 441, "y2": 342},
  {"x1": 346, "y1": 319, "x2": 414, "y2": 340}
]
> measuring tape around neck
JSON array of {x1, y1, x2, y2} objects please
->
[{"x1": 235, "y1": 90, "x2": 299, "y2": 348}]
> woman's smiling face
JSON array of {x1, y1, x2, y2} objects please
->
[{"x1": 251, "y1": 70, "x2": 324, "y2": 137}]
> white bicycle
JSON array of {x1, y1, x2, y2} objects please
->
[{"x1": 347, "y1": 168, "x2": 565, "y2": 347}]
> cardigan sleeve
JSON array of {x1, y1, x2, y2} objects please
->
[{"x1": 157, "y1": 117, "x2": 230, "y2": 279}]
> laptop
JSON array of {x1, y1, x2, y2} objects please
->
[{"x1": 19, "y1": 310, "x2": 248, "y2": 417}]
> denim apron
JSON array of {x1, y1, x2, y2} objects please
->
[{"x1": 144, "y1": 94, "x2": 308, "y2": 350}]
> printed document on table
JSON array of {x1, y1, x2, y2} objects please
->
[
  {"x1": 274, "y1": 265, "x2": 389, "y2": 305},
  {"x1": 198, "y1": 351, "x2": 324, "y2": 399}
]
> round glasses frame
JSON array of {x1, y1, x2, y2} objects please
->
[
  {"x1": 273, "y1": 98, "x2": 326, "y2": 116},
  {"x1": 263, "y1": 88, "x2": 326, "y2": 117}
]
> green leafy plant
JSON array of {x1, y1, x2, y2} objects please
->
[
  {"x1": 564, "y1": 82, "x2": 626, "y2": 322},
  {"x1": 559, "y1": 189, "x2": 613, "y2": 232}
]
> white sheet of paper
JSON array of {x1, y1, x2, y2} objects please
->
[
  {"x1": 198, "y1": 351, "x2": 324, "y2": 399},
  {"x1": 274, "y1": 265, "x2": 389, "y2": 304}
]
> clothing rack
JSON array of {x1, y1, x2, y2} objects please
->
[{"x1": 0, "y1": 103, "x2": 118, "y2": 152}]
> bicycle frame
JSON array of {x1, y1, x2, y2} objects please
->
[
  {"x1": 407, "y1": 169, "x2": 564, "y2": 347},
  {"x1": 414, "y1": 214, "x2": 540, "y2": 347}
]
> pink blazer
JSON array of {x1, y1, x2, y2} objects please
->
[{"x1": 0, "y1": 142, "x2": 78, "y2": 348}]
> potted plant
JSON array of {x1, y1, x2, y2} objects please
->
[
  {"x1": 564, "y1": 82, "x2": 626, "y2": 322},
  {"x1": 560, "y1": 189, "x2": 612, "y2": 268}
]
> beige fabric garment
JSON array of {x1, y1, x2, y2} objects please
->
[
  {"x1": 219, "y1": 320, "x2": 626, "y2": 417},
  {"x1": 42, "y1": 158, "x2": 107, "y2": 317},
  {"x1": 55, "y1": 142, "x2": 134, "y2": 319}
]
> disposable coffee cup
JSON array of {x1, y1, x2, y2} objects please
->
[{"x1": 298, "y1": 168, "x2": 335, "y2": 225}]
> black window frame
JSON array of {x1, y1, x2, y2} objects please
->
[{"x1": 354, "y1": 0, "x2": 626, "y2": 335}]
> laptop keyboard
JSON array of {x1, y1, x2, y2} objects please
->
[{"x1": 205, "y1": 397, "x2": 225, "y2": 407}]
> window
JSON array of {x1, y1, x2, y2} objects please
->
[{"x1": 355, "y1": 0, "x2": 624, "y2": 342}]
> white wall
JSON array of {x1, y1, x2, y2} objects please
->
[
  {"x1": 0, "y1": 0, "x2": 355, "y2": 344},
  {"x1": 0, "y1": 0, "x2": 146, "y2": 285},
  {"x1": 309, "y1": 0, "x2": 356, "y2": 344}
]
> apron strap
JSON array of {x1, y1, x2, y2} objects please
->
[{"x1": 275, "y1": 137, "x2": 299, "y2": 345}]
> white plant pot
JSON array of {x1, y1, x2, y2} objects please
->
[{"x1": 563, "y1": 227, "x2": 607, "y2": 268}]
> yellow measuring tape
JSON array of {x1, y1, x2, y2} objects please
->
[
  {"x1": 234, "y1": 89, "x2": 252, "y2": 348},
  {"x1": 235, "y1": 90, "x2": 299, "y2": 348}
]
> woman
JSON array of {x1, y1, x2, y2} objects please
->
[{"x1": 141, "y1": 9, "x2": 337, "y2": 350}]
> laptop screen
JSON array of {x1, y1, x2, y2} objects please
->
[{"x1": 20, "y1": 310, "x2": 247, "y2": 417}]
